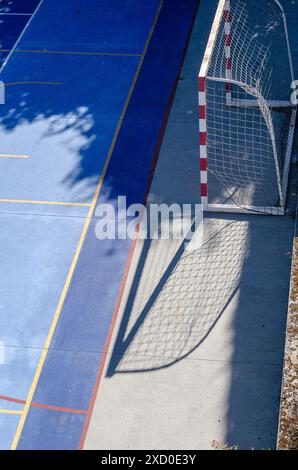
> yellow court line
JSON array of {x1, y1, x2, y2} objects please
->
[
  {"x1": 0, "y1": 48, "x2": 142, "y2": 57},
  {"x1": 0, "y1": 154, "x2": 30, "y2": 159},
  {"x1": 0, "y1": 410, "x2": 23, "y2": 415},
  {"x1": 0, "y1": 199, "x2": 91, "y2": 207},
  {"x1": 10, "y1": 0, "x2": 164, "y2": 450}
]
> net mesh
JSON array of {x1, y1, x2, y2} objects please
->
[{"x1": 204, "y1": 0, "x2": 295, "y2": 212}]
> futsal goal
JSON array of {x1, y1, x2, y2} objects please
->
[{"x1": 199, "y1": 0, "x2": 297, "y2": 215}]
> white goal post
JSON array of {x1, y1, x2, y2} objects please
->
[{"x1": 199, "y1": 0, "x2": 297, "y2": 215}]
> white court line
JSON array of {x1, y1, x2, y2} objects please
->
[{"x1": 0, "y1": 0, "x2": 44, "y2": 75}]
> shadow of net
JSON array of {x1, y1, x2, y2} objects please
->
[{"x1": 107, "y1": 215, "x2": 250, "y2": 374}]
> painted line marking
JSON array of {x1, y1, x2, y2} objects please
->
[
  {"x1": 0, "y1": 13, "x2": 32, "y2": 16},
  {"x1": 10, "y1": 0, "x2": 164, "y2": 450},
  {"x1": 79, "y1": 0, "x2": 199, "y2": 448},
  {"x1": 3, "y1": 81, "x2": 62, "y2": 87},
  {"x1": 0, "y1": 0, "x2": 44, "y2": 75},
  {"x1": 79, "y1": 236, "x2": 138, "y2": 449},
  {"x1": 0, "y1": 395, "x2": 86, "y2": 415},
  {"x1": 0, "y1": 410, "x2": 22, "y2": 415},
  {"x1": 0, "y1": 199, "x2": 91, "y2": 207},
  {"x1": 0, "y1": 154, "x2": 30, "y2": 159},
  {"x1": 1, "y1": 395, "x2": 30, "y2": 405},
  {"x1": 29, "y1": 404, "x2": 87, "y2": 414},
  {"x1": 0, "y1": 49, "x2": 142, "y2": 57}
]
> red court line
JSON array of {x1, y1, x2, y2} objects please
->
[
  {"x1": 78, "y1": 94, "x2": 174, "y2": 443},
  {"x1": 78, "y1": 0, "x2": 200, "y2": 449},
  {"x1": 78, "y1": 234, "x2": 138, "y2": 449},
  {"x1": 0, "y1": 394, "x2": 87, "y2": 415},
  {"x1": 79, "y1": 46, "x2": 178, "y2": 452}
]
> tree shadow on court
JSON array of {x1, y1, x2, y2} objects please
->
[
  {"x1": 0, "y1": 75, "x2": 120, "y2": 202},
  {"x1": 0, "y1": 1, "x2": 40, "y2": 14},
  {"x1": 0, "y1": 0, "x2": 296, "y2": 451},
  {"x1": 0, "y1": 49, "x2": 175, "y2": 207}
]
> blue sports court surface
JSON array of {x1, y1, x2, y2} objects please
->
[{"x1": 0, "y1": 0, "x2": 198, "y2": 449}]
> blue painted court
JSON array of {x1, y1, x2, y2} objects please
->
[{"x1": 0, "y1": 0, "x2": 198, "y2": 449}]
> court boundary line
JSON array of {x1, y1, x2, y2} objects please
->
[
  {"x1": 0, "y1": 395, "x2": 86, "y2": 415},
  {"x1": 78, "y1": 0, "x2": 200, "y2": 449},
  {"x1": 0, "y1": 0, "x2": 44, "y2": 75},
  {"x1": 10, "y1": 0, "x2": 164, "y2": 450},
  {"x1": 3, "y1": 81, "x2": 62, "y2": 86},
  {"x1": 0, "y1": 199, "x2": 90, "y2": 207},
  {"x1": 0, "y1": 49, "x2": 142, "y2": 57},
  {"x1": 0, "y1": 410, "x2": 22, "y2": 415},
  {"x1": 0, "y1": 13, "x2": 31, "y2": 17}
]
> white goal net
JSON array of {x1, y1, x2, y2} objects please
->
[{"x1": 199, "y1": 0, "x2": 297, "y2": 215}]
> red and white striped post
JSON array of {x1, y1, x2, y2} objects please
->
[
  {"x1": 198, "y1": 76, "x2": 208, "y2": 206},
  {"x1": 198, "y1": 0, "x2": 229, "y2": 207},
  {"x1": 224, "y1": 0, "x2": 232, "y2": 105}
]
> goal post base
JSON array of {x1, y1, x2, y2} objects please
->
[
  {"x1": 202, "y1": 106, "x2": 296, "y2": 217},
  {"x1": 203, "y1": 203, "x2": 285, "y2": 216}
]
